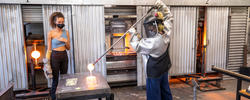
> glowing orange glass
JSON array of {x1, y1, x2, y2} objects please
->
[{"x1": 31, "y1": 51, "x2": 41, "y2": 59}]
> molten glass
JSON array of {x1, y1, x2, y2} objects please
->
[
  {"x1": 86, "y1": 75, "x2": 97, "y2": 90},
  {"x1": 31, "y1": 51, "x2": 41, "y2": 59},
  {"x1": 87, "y1": 63, "x2": 95, "y2": 72}
]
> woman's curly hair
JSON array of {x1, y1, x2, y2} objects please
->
[{"x1": 49, "y1": 12, "x2": 64, "y2": 28}]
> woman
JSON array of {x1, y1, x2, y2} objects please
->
[{"x1": 46, "y1": 12, "x2": 70, "y2": 100}]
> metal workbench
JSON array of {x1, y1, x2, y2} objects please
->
[
  {"x1": 56, "y1": 72, "x2": 114, "y2": 100},
  {"x1": 212, "y1": 66, "x2": 250, "y2": 100},
  {"x1": 0, "y1": 83, "x2": 14, "y2": 100}
]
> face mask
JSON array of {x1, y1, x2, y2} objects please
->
[{"x1": 57, "y1": 24, "x2": 65, "y2": 29}]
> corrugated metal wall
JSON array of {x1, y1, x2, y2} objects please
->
[
  {"x1": 136, "y1": 6, "x2": 151, "y2": 86},
  {"x1": 42, "y1": 5, "x2": 74, "y2": 74},
  {"x1": 248, "y1": 7, "x2": 250, "y2": 53},
  {"x1": 206, "y1": 7, "x2": 229, "y2": 72},
  {"x1": 22, "y1": 5, "x2": 43, "y2": 23},
  {"x1": 169, "y1": 7, "x2": 197, "y2": 76},
  {"x1": 105, "y1": 6, "x2": 136, "y2": 15},
  {"x1": 0, "y1": 5, "x2": 28, "y2": 90},
  {"x1": 72, "y1": 5, "x2": 106, "y2": 76},
  {"x1": 227, "y1": 7, "x2": 248, "y2": 72}
]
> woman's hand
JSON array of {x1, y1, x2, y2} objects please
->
[{"x1": 56, "y1": 37, "x2": 68, "y2": 43}]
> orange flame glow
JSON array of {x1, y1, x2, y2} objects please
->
[{"x1": 111, "y1": 33, "x2": 136, "y2": 56}]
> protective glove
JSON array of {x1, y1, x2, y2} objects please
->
[
  {"x1": 128, "y1": 27, "x2": 137, "y2": 35},
  {"x1": 155, "y1": 0, "x2": 170, "y2": 15},
  {"x1": 43, "y1": 55, "x2": 53, "y2": 79},
  {"x1": 155, "y1": 0, "x2": 165, "y2": 9},
  {"x1": 46, "y1": 50, "x2": 52, "y2": 60}
]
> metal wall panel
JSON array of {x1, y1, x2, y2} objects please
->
[
  {"x1": 227, "y1": 7, "x2": 248, "y2": 72},
  {"x1": 136, "y1": 6, "x2": 151, "y2": 86},
  {"x1": 169, "y1": 7, "x2": 197, "y2": 76},
  {"x1": 42, "y1": 5, "x2": 75, "y2": 74},
  {"x1": 22, "y1": 5, "x2": 43, "y2": 23},
  {"x1": 248, "y1": 7, "x2": 250, "y2": 54},
  {"x1": 72, "y1": 5, "x2": 106, "y2": 77},
  {"x1": 0, "y1": 5, "x2": 28, "y2": 90},
  {"x1": 206, "y1": 7, "x2": 229, "y2": 72},
  {"x1": 2, "y1": 0, "x2": 250, "y2": 6},
  {"x1": 105, "y1": 6, "x2": 136, "y2": 15}
]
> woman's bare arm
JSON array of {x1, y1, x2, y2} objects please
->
[
  {"x1": 46, "y1": 31, "x2": 52, "y2": 59},
  {"x1": 65, "y1": 30, "x2": 70, "y2": 50}
]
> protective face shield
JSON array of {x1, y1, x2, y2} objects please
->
[{"x1": 144, "y1": 15, "x2": 158, "y2": 38}]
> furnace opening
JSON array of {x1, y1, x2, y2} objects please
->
[
  {"x1": 22, "y1": 5, "x2": 47, "y2": 89},
  {"x1": 196, "y1": 7, "x2": 207, "y2": 76},
  {"x1": 105, "y1": 6, "x2": 137, "y2": 86}
]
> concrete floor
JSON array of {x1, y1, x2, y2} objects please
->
[
  {"x1": 110, "y1": 54, "x2": 250, "y2": 100},
  {"x1": 112, "y1": 79, "x2": 249, "y2": 100},
  {"x1": 17, "y1": 79, "x2": 249, "y2": 100},
  {"x1": 16, "y1": 55, "x2": 250, "y2": 100}
]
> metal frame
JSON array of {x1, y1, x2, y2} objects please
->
[
  {"x1": 244, "y1": 7, "x2": 250, "y2": 67},
  {"x1": 0, "y1": 83, "x2": 14, "y2": 100},
  {"x1": 58, "y1": 93, "x2": 114, "y2": 100},
  {"x1": 212, "y1": 66, "x2": 249, "y2": 81},
  {"x1": 246, "y1": 7, "x2": 250, "y2": 47},
  {"x1": 212, "y1": 66, "x2": 250, "y2": 100},
  {"x1": 194, "y1": 7, "x2": 199, "y2": 74},
  {"x1": 245, "y1": 7, "x2": 250, "y2": 66},
  {"x1": 1, "y1": 0, "x2": 250, "y2": 6},
  {"x1": 226, "y1": 7, "x2": 231, "y2": 72}
]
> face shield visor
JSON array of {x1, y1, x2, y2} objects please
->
[{"x1": 143, "y1": 15, "x2": 159, "y2": 38}]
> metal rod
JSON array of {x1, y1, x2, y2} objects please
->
[
  {"x1": 191, "y1": 79, "x2": 199, "y2": 100},
  {"x1": 31, "y1": 61, "x2": 36, "y2": 90},
  {"x1": 201, "y1": 45, "x2": 207, "y2": 77},
  {"x1": 93, "y1": 6, "x2": 155, "y2": 65},
  {"x1": 211, "y1": 65, "x2": 250, "y2": 82},
  {"x1": 31, "y1": 43, "x2": 37, "y2": 90},
  {"x1": 193, "y1": 85, "x2": 197, "y2": 100}
]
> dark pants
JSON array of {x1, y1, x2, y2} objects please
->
[
  {"x1": 146, "y1": 72, "x2": 172, "y2": 100},
  {"x1": 50, "y1": 50, "x2": 68, "y2": 100}
]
